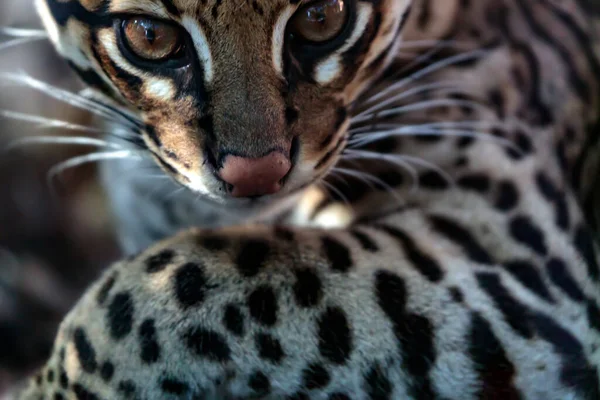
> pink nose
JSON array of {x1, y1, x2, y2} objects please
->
[{"x1": 218, "y1": 151, "x2": 292, "y2": 198}]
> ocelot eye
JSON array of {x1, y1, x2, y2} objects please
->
[
  {"x1": 121, "y1": 18, "x2": 185, "y2": 62},
  {"x1": 289, "y1": 0, "x2": 349, "y2": 44}
]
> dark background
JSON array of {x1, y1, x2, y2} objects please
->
[{"x1": 0, "y1": 1, "x2": 122, "y2": 392}]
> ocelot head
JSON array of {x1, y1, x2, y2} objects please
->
[{"x1": 37, "y1": 0, "x2": 409, "y2": 208}]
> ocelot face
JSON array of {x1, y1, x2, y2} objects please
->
[{"x1": 37, "y1": 0, "x2": 410, "y2": 208}]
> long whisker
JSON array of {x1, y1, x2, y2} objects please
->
[
  {"x1": 351, "y1": 81, "x2": 467, "y2": 119},
  {"x1": 0, "y1": 27, "x2": 48, "y2": 38},
  {"x1": 358, "y1": 48, "x2": 488, "y2": 114},
  {"x1": 341, "y1": 151, "x2": 420, "y2": 194},
  {"x1": 47, "y1": 150, "x2": 143, "y2": 186},
  {"x1": 0, "y1": 37, "x2": 45, "y2": 52},
  {"x1": 349, "y1": 120, "x2": 491, "y2": 135},
  {"x1": 331, "y1": 166, "x2": 403, "y2": 202},
  {"x1": 318, "y1": 180, "x2": 351, "y2": 207},
  {"x1": 0, "y1": 109, "x2": 108, "y2": 133},
  {"x1": 343, "y1": 149, "x2": 455, "y2": 187},
  {"x1": 0, "y1": 73, "x2": 142, "y2": 127},
  {"x1": 352, "y1": 99, "x2": 487, "y2": 124},
  {"x1": 348, "y1": 126, "x2": 517, "y2": 152},
  {"x1": 6, "y1": 136, "x2": 124, "y2": 152}
]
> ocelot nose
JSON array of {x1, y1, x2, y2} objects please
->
[{"x1": 218, "y1": 151, "x2": 292, "y2": 198}]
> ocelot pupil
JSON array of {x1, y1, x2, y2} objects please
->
[{"x1": 145, "y1": 26, "x2": 156, "y2": 45}]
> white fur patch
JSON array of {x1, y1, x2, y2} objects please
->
[
  {"x1": 314, "y1": 3, "x2": 373, "y2": 85},
  {"x1": 272, "y1": 6, "x2": 297, "y2": 77},
  {"x1": 181, "y1": 16, "x2": 213, "y2": 85},
  {"x1": 144, "y1": 78, "x2": 176, "y2": 100}
]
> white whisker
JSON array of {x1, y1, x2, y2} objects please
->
[
  {"x1": 341, "y1": 150, "x2": 420, "y2": 194},
  {"x1": 358, "y1": 49, "x2": 488, "y2": 114},
  {"x1": 0, "y1": 109, "x2": 107, "y2": 133},
  {"x1": 0, "y1": 73, "x2": 142, "y2": 127},
  {"x1": 343, "y1": 149, "x2": 455, "y2": 188},
  {"x1": 318, "y1": 181, "x2": 351, "y2": 207},
  {"x1": 0, "y1": 27, "x2": 47, "y2": 38},
  {"x1": 0, "y1": 37, "x2": 45, "y2": 52},
  {"x1": 352, "y1": 99, "x2": 486, "y2": 124},
  {"x1": 348, "y1": 126, "x2": 517, "y2": 152},
  {"x1": 351, "y1": 82, "x2": 471, "y2": 123},
  {"x1": 331, "y1": 166, "x2": 403, "y2": 202},
  {"x1": 6, "y1": 136, "x2": 123, "y2": 152},
  {"x1": 47, "y1": 150, "x2": 142, "y2": 186},
  {"x1": 349, "y1": 120, "x2": 489, "y2": 135}
]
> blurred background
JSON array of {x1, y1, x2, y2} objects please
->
[{"x1": 0, "y1": 0, "x2": 122, "y2": 392}]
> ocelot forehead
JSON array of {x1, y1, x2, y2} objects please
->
[{"x1": 41, "y1": 0, "x2": 407, "y2": 88}]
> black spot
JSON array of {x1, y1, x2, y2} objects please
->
[
  {"x1": 302, "y1": 363, "x2": 331, "y2": 390},
  {"x1": 328, "y1": 394, "x2": 351, "y2": 400},
  {"x1": 59, "y1": 367, "x2": 69, "y2": 388},
  {"x1": 118, "y1": 380, "x2": 137, "y2": 398},
  {"x1": 184, "y1": 326, "x2": 231, "y2": 362},
  {"x1": 146, "y1": 249, "x2": 175, "y2": 273},
  {"x1": 469, "y1": 313, "x2": 520, "y2": 399},
  {"x1": 248, "y1": 371, "x2": 271, "y2": 396},
  {"x1": 54, "y1": 393, "x2": 64, "y2": 400},
  {"x1": 96, "y1": 273, "x2": 117, "y2": 306},
  {"x1": 419, "y1": 171, "x2": 450, "y2": 190},
  {"x1": 350, "y1": 229, "x2": 379, "y2": 252},
  {"x1": 449, "y1": 287, "x2": 464, "y2": 303},
  {"x1": 47, "y1": 369, "x2": 55, "y2": 383},
  {"x1": 546, "y1": 258, "x2": 585, "y2": 302},
  {"x1": 73, "y1": 327, "x2": 97, "y2": 374},
  {"x1": 200, "y1": 234, "x2": 230, "y2": 251},
  {"x1": 139, "y1": 319, "x2": 160, "y2": 364},
  {"x1": 317, "y1": 306, "x2": 352, "y2": 365},
  {"x1": 374, "y1": 270, "x2": 436, "y2": 398},
  {"x1": 587, "y1": 300, "x2": 600, "y2": 334},
  {"x1": 502, "y1": 260, "x2": 554, "y2": 302},
  {"x1": 321, "y1": 237, "x2": 353, "y2": 272},
  {"x1": 476, "y1": 272, "x2": 533, "y2": 338},
  {"x1": 255, "y1": 332, "x2": 285, "y2": 364},
  {"x1": 509, "y1": 215, "x2": 548, "y2": 256},
  {"x1": 574, "y1": 225, "x2": 599, "y2": 281},
  {"x1": 374, "y1": 225, "x2": 443, "y2": 282},
  {"x1": 235, "y1": 239, "x2": 271, "y2": 277},
  {"x1": 72, "y1": 384, "x2": 99, "y2": 400},
  {"x1": 288, "y1": 392, "x2": 310, "y2": 400},
  {"x1": 507, "y1": 131, "x2": 533, "y2": 160},
  {"x1": 100, "y1": 361, "x2": 114, "y2": 382},
  {"x1": 293, "y1": 268, "x2": 323, "y2": 308},
  {"x1": 495, "y1": 180, "x2": 519, "y2": 211},
  {"x1": 223, "y1": 304, "x2": 245, "y2": 337},
  {"x1": 429, "y1": 215, "x2": 493, "y2": 264},
  {"x1": 161, "y1": 377, "x2": 188, "y2": 395},
  {"x1": 457, "y1": 174, "x2": 491, "y2": 193},
  {"x1": 174, "y1": 262, "x2": 209, "y2": 309},
  {"x1": 364, "y1": 364, "x2": 392, "y2": 400},
  {"x1": 107, "y1": 292, "x2": 135, "y2": 340},
  {"x1": 248, "y1": 285, "x2": 278, "y2": 327}
]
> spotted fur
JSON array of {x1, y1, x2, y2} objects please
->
[{"x1": 10, "y1": 0, "x2": 600, "y2": 399}]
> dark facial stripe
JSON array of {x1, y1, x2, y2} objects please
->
[
  {"x1": 159, "y1": 0, "x2": 182, "y2": 17},
  {"x1": 45, "y1": 0, "x2": 110, "y2": 27}
]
